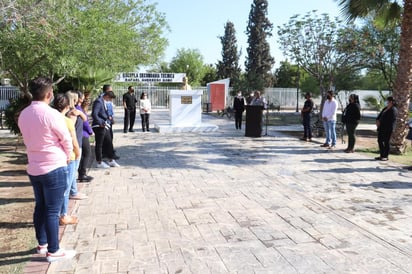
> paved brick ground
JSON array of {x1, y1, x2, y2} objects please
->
[{"x1": 27, "y1": 109, "x2": 412, "y2": 273}]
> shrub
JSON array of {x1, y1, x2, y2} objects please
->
[{"x1": 4, "y1": 96, "x2": 30, "y2": 135}]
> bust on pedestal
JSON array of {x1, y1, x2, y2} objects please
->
[
  {"x1": 169, "y1": 90, "x2": 202, "y2": 125},
  {"x1": 181, "y1": 76, "x2": 192, "y2": 91},
  {"x1": 154, "y1": 89, "x2": 218, "y2": 133}
]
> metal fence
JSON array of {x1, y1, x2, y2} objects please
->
[
  {"x1": 0, "y1": 85, "x2": 392, "y2": 111},
  {"x1": 0, "y1": 86, "x2": 20, "y2": 110},
  {"x1": 110, "y1": 84, "x2": 209, "y2": 109},
  {"x1": 108, "y1": 86, "x2": 302, "y2": 110}
]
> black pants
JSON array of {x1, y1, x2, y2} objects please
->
[
  {"x1": 93, "y1": 127, "x2": 114, "y2": 162},
  {"x1": 302, "y1": 114, "x2": 312, "y2": 139},
  {"x1": 345, "y1": 123, "x2": 358, "y2": 150},
  {"x1": 141, "y1": 113, "x2": 150, "y2": 131},
  {"x1": 235, "y1": 110, "x2": 243, "y2": 129},
  {"x1": 377, "y1": 130, "x2": 392, "y2": 158},
  {"x1": 124, "y1": 108, "x2": 136, "y2": 131},
  {"x1": 78, "y1": 137, "x2": 91, "y2": 177}
]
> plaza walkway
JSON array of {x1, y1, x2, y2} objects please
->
[{"x1": 37, "y1": 109, "x2": 411, "y2": 273}]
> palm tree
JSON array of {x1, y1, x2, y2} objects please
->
[{"x1": 337, "y1": 0, "x2": 412, "y2": 154}]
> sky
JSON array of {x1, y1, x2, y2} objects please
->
[{"x1": 153, "y1": 0, "x2": 343, "y2": 69}]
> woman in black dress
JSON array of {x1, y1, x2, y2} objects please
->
[
  {"x1": 375, "y1": 96, "x2": 398, "y2": 161},
  {"x1": 342, "y1": 94, "x2": 361, "y2": 153}
]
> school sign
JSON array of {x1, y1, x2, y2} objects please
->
[{"x1": 114, "y1": 72, "x2": 186, "y2": 83}]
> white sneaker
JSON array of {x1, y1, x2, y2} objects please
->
[
  {"x1": 36, "y1": 244, "x2": 48, "y2": 254},
  {"x1": 46, "y1": 248, "x2": 76, "y2": 262},
  {"x1": 96, "y1": 162, "x2": 110, "y2": 169},
  {"x1": 107, "y1": 160, "x2": 120, "y2": 167}
]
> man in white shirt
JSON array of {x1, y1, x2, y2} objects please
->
[{"x1": 320, "y1": 90, "x2": 338, "y2": 149}]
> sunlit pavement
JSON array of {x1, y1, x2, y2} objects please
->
[{"x1": 47, "y1": 108, "x2": 412, "y2": 273}]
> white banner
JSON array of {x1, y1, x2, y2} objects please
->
[{"x1": 114, "y1": 72, "x2": 186, "y2": 83}]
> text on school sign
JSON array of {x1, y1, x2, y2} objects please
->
[{"x1": 114, "y1": 72, "x2": 186, "y2": 83}]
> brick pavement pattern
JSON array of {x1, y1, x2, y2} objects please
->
[{"x1": 46, "y1": 109, "x2": 412, "y2": 273}]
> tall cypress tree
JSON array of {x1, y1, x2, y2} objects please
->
[
  {"x1": 217, "y1": 21, "x2": 241, "y2": 88},
  {"x1": 245, "y1": 0, "x2": 275, "y2": 90}
]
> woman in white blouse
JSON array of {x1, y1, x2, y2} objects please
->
[{"x1": 140, "y1": 93, "x2": 152, "y2": 132}]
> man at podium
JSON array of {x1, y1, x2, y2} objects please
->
[
  {"x1": 245, "y1": 91, "x2": 266, "y2": 137},
  {"x1": 250, "y1": 91, "x2": 267, "y2": 109}
]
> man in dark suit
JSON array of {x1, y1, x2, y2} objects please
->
[
  {"x1": 91, "y1": 91, "x2": 120, "y2": 168},
  {"x1": 233, "y1": 91, "x2": 245, "y2": 130}
]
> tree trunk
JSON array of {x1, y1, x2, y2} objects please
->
[{"x1": 391, "y1": 0, "x2": 412, "y2": 154}]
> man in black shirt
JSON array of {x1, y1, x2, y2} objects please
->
[
  {"x1": 122, "y1": 86, "x2": 137, "y2": 133},
  {"x1": 301, "y1": 92, "x2": 314, "y2": 142},
  {"x1": 233, "y1": 91, "x2": 246, "y2": 130}
]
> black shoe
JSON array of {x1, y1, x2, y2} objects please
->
[
  {"x1": 78, "y1": 175, "x2": 92, "y2": 182},
  {"x1": 320, "y1": 143, "x2": 329, "y2": 147},
  {"x1": 112, "y1": 154, "x2": 120, "y2": 160},
  {"x1": 129, "y1": 129, "x2": 135, "y2": 132},
  {"x1": 374, "y1": 157, "x2": 388, "y2": 161},
  {"x1": 123, "y1": 130, "x2": 128, "y2": 133},
  {"x1": 146, "y1": 129, "x2": 150, "y2": 132}
]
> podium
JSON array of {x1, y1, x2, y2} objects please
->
[{"x1": 245, "y1": 105, "x2": 263, "y2": 137}]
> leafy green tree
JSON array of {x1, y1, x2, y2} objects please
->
[
  {"x1": 358, "y1": 69, "x2": 391, "y2": 90},
  {"x1": 274, "y1": 61, "x2": 298, "y2": 88},
  {"x1": 245, "y1": 0, "x2": 275, "y2": 90},
  {"x1": 0, "y1": 0, "x2": 68, "y2": 95},
  {"x1": 217, "y1": 21, "x2": 241, "y2": 87},
  {"x1": 201, "y1": 64, "x2": 218, "y2": 86},
  {"x1": 67, "y1": 66, "x2": 114, "y2": 95},
  {"x1": 169, "y1": 48, "x2": 205, "y2": 87},
  {"x1": 337, "y1": 0, "x2": 411, "y2": 153},
  {"x1": 334, "y1": 67, "x2": 362, "y2": 92},
  {"x1": 301, "y1": 75, "x2": 321, "y2": 98},
  {"x1": 278, "y1": 11, "x2": 364, "y2": 99},
  {"x1": 356, "y1": 18, "x2": 400, "y2": 91},
  {"x1": 0, "y1": 0, "x2": 168, "y2": 97},
  {"x1": 232, "y1": 72, "x2": 250, "y2": 95}
]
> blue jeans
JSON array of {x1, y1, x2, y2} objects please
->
[
  {"x1": 61, "y1": 160, "x2": 76, "y2": 216},
  {"x1": 70, "y1": 157, "x2": 81, "y2": 196},
  {"x1": 29, "y1": 166, "x2": 68, "y2": 253},
  {"x1": 302, "y1": 114, "x2": 312, "y2": 139},
  {"x1": 323, "y1": 120, "x2": 337, "y2": 146}
]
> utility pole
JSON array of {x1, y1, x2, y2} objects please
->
[{"x1": 295, "y1": 64, "x2": 300, "y2": 112}]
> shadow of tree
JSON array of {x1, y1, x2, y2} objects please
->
[
  {"x1": 0, "y1": 249, "x2": 39, "y2": 267},
  {"x1": 0, "y1": 181, "x2": 30, "y2": 188},
  {"x1": 0, "y1": 197, "x2": 34, "y2": 206},
  {"x1": 0, "y1": 169, "x2": 27, "y2": 177},
  {"x1": 351, "y1": 181, "x2": 412, "y2": 189},
  {"x1": 0, "y1": 222, "x2": 33, "y2": 229}
]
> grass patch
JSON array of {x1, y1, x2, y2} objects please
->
[{"x1": 357, "y1": 146, "x2": 412, "y2": 166}]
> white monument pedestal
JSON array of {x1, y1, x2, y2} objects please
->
[{"x1": 155, "y1": 90, "x2": 218, "y2": 133}]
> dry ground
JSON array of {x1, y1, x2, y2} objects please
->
[{"x1": 0, "y1": 137, "x2": 35, "y2": 274}]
